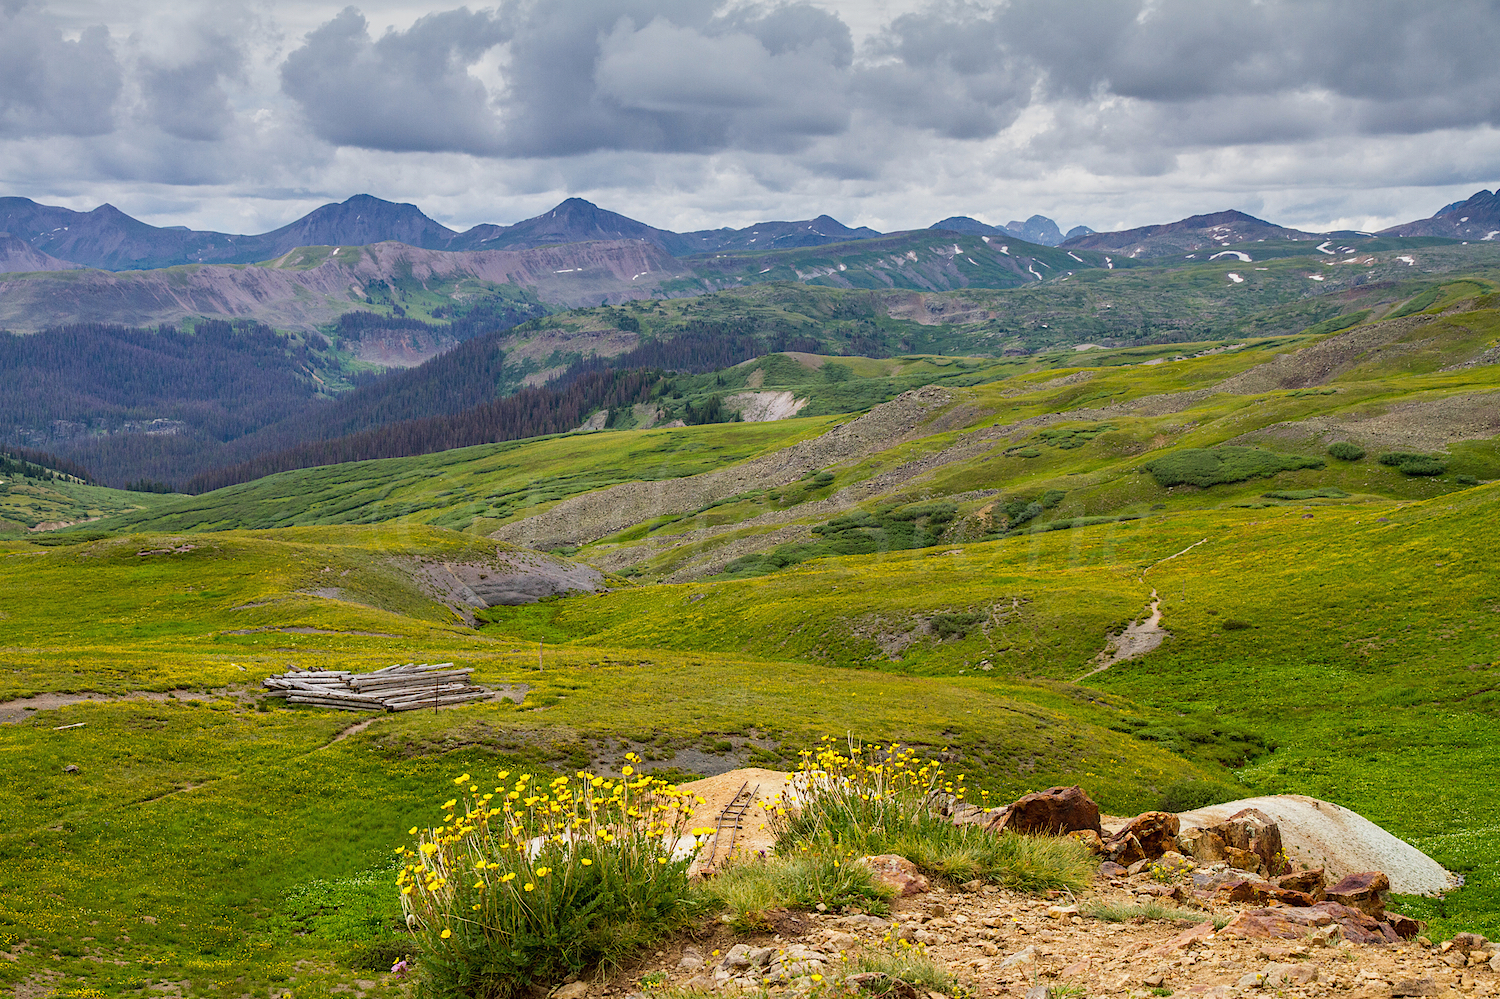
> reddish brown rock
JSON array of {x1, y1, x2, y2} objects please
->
[
  {"x1": 1097, "y1": 861, "x2": 1128, "y2": 878},
  {"x1": 1273, "y1": 867, "x2": 1326, "y2": 900},
  {"x1": 991, "y1": 786, "x2": 1103, "y2": 836},
  {"x1": 1219, "y1": 906, "x2": 1334, "y2": 940},
  {"x1": 1267, "y1": 887, "x2": 1318, "y2": 907},
  {"x1": 1327, "y1": 871, "x2": 1391, "y2": 917},
  {"x1": 1387, "y1": 914, "x2": 1425, "y2": 940},
  {"x1": 1211, "y1": 808, "x2": 1285, "y2": 875},
  {"x1": 1311, "y1": 901, "x2": 1401, "y2": 944},
  {"x1": 1177, "y1": 827, "x2": 1227, "y2": 864},
  {"x1": 1145, "y1": 920, "x2": 1216, "y2": 957},
  {"x1": 1107, "y1": 832, "x2": 1146, "y2": 867},
  {"x1": 857, "y1": 854, "x2": 929, "y2": 896},
  {"x1": 1215, "y1": 877, "x2": 1273, "y2": 905},
  {"x1": 1223, "y1": 846, "x2": 1263, "y2": 874},
  {"x1": 1105, "y1": 811, "x2": 1180, "y2": 863}
]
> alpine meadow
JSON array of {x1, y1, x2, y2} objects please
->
[{"x1": 5, "y1": 3, "x2": 1500, "y2": 998}]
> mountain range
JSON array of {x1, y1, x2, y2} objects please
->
[
  {"x1": 0, "y1": 194, "x2": 1059, "y2": 273},
  {"x1": 3, "y1": 186, "x2": 1489, "y2": 279}
]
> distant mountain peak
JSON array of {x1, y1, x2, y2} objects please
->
[
  {"x1": 1062, "y1": 209, "x2": 1319, "y2": 257},
  {"x1": 1380, "y1": 189, "x2": 1500, "y2": 239}
]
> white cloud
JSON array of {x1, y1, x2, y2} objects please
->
[{"x1": 0, "y1": 0, "x2": 1497, "y2": 237}]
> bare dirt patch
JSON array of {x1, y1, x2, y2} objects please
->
[
  {"x1": 1231, "y1": 390, "x2": 1500, "y2": 452},
  {"x1": 0, "y1": 689, "x2": 233, "y2": 724},
  {"x1": 1213, "y1": 316, "x2": 1436, "y2": 394}
]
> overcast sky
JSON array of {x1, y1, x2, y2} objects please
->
[{"x1": 4, "y1": 0, "x2": 1499, "y2": 237}]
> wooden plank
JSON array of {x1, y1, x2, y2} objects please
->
[{"x1": 385, "y1": 692, "x2": 492, "y2": 712}]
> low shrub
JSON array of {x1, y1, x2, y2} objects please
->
[
  {"x1": 1142, "y1": 447, "x2": 1325, "y2": 488},
  {"x1": 399, "y1": 759, "x2": 707, "y2": 999},
  {"x1": 850, "y1": 935, "x2": 956, "y2": 996},
  {"x1": 929, "y1": 611, "x2": 986, "y2": 640},
  {"x1": 1379, "y1": 452, "x2": 1447, "y2": 476},
  {"x1": 1327, "y1": 442, "x2": 1366, "y2": 461}
]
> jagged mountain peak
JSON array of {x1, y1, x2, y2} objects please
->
[{"x1": 1380, "y1": 189, "x2": 1500, "y2": 240}]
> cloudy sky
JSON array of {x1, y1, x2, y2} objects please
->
[{"x1": 4, "y1": 0, "x2": 1500, "y2": 237}]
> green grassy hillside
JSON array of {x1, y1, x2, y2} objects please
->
[{"x1": 3, "y1": 289, "x2": 1498, "y2": 995}]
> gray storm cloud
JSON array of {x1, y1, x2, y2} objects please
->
[
  {"x1": 2, "y1": 0, "x2": 1498, "y2": 233},
  {"x1": 272, "y1": 0, "x2": 1500, "y2": 164},
  {"x1": 0, "y1": 2, "x2": 121, "y2": 138}
]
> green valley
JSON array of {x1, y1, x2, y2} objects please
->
[{"x1": 2, "y1": 262, "x2": 1499, "y2": 999}]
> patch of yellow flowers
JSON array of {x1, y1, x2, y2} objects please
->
[
  {"x1": 397, "y1": 753, "x2": 711, "y2": 947},
  {"x1": 767, "y1": 735, "x2": 966, "y2": 844}
]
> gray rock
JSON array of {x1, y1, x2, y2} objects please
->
[
  {"x1": 722, "y1": 943, "x2": 753, "y2": 969},
  {"x1": 553, "y1": 984, "x2": 589, "y2": 999}
]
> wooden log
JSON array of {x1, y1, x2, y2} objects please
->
[
  {"x1": 349, "y1": 676, "x2": 472, "y2": 692},
  {"x1": 286, "y1": 697, "x2": 383, "y2": 712},
  {"x1": 348, "y1": 672, "x2": 471, "y2": 689},
  {"x1": 379, "y1": 686, "x2": 482, "y2": 705},
  {"x1": 385, "y1": 692, "x2": 492, "y2": 712}
]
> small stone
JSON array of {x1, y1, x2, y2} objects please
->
[
  {"x1": 1025, "y1": 986, "x2": 1049, "y2": 999},
  {"x1": 63, "y1": 764, "x2": 80, "y2": 774},
  {"x1": 1046, "y1": 904, "x2": 1079, "y2": 920},
  {"x1": 1098, "y1": 861, "x2": 1128, "y2": 878},
  {"x1": 857, "y1": 854, "x2": 929, "y2": 896},
  {"x1": 1451, "y1": 934, "x2": 1490, "y2": 954},
  {"x1": 998, "y1": 946, "x2": 1037, "y2": 970},
  {"x1": 1238, "y1": 971, "x2": 1267, "y2": 989},
  {"x1": 722, "y1": 944, "x2": 753, "y2": 969},
  {"x1": 1391, "y1": 979, "x2": 1439, "y2": 997},
  {"x1": 678, "y1": 957, "x2": 704, "y2": 971},
  {"x1": 1490, "y1": 952, "x2": 1500, "y2": 974},
  {"x1": 961, "y1": 879, "x2": 983, "y2": 893},
  {"x1": 554, "y1": 984, "x2": 590, "y2": 999},
  {"x1": 1143, "y1": 973, "x2": 1166, "y2": 987}
]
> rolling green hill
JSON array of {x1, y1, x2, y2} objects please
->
[{"x1": 2, "y1": 274, "x2": 1498, "y2": 996}]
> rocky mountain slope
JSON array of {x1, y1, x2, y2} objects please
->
[
  {"x1": 0, "y1": 232, "x2": 79, "y2": 274},
  {"x1": 1062, "y1": 210, "x2": 1324, "y2": 258},
  {"x1": 1380, "y1": 189, "x2": 1500, "y2": 241},
  {"x1": 0, "y1": 238, "x2": 683, "y2": 333}
]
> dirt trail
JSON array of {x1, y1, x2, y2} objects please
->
[
  {"x1": 1077, "y1": 539, "x2": 1209, "y2": 680},
  {"x1": 1079, "y1": 590, "x2": 1164, "y2": 679}
]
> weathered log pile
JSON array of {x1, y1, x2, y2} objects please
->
[{"x1": 261, "y1": 663, "x2": 492, "y2": 712}]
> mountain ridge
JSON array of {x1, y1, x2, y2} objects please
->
[{"x1": 1379, "y1": 189, "x2": 1500, "y2": 240}]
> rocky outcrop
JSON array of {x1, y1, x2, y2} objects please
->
[
  {"x1": 1105, "y1": 811, "x2": 1181, "y2": 866},
  {"x1": 1210, "y1": 808, "x2": 1285, "y2": 875},
  {"x1": 988, "y1": 786, "x2": 1102, "y2": 837}
]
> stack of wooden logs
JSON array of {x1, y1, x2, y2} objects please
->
[{"x1": 261, "y1": 663, "x2": 492, "y2": 712}]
